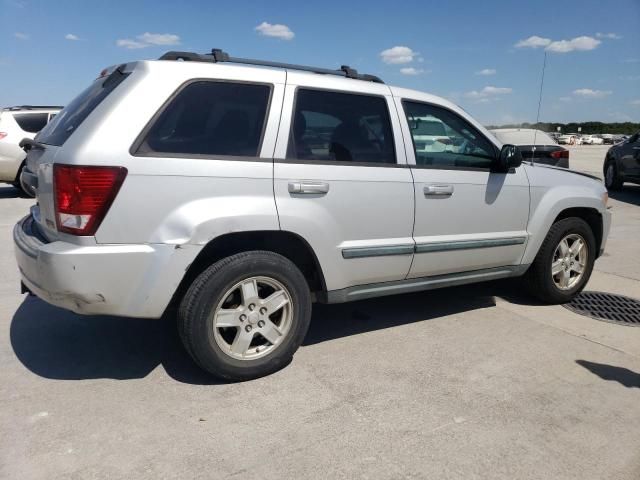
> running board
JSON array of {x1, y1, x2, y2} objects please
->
[{"x1": 324, "y1": 265, "x2": 528, "y2": 304}]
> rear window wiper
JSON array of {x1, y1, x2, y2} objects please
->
[{"x1": 19, "y1": 138, "x2": 46, "y2": 152}]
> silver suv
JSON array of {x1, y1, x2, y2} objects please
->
[{"x1": 14, "y1": 49, "x2": 611, "y2": 380}]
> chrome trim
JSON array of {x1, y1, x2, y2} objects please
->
[
  {"x1": 415, "y1": 236, "x2": 526, "y2": 253},
  {"x1": 342, "y1": 244, "x2": 414, "y2": 259},
  {"x1": 325, "y1": 265, "x2": 529, "y2": 303}
]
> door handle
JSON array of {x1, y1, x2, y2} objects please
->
[
  {"x1": 288, "y1": 181, "x2": 330, "y2": 195},
  {"x1": 424, "y1": 184, "x2": 454, "y2": 196}
]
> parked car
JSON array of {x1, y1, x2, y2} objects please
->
[
  {"x1": 558, "y1": 134, "x2": 580, "y2": 145},
  {"x1": 0, "y1": 105, "x2": 61, "y2": 196},
  {"x1": 490, "y1": 128, "x2": 569, "y2": 168},
  {"x1": 581, "y1": 135, "x2": 604, "y2": 145},
  {"x1": 14, "y1": 50, "x2": 611, "y2": 380},
  {"x1": 603, "y1": 131, "x2": 640, "y2": 190},
  {"x1": 601, "y1": 134, "x2": 615, "y2": 145}
]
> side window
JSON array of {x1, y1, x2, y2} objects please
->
[
  {"x1": 287, "y1": 89, "x2": 396, "y2": 164},
  {"x1": 137, "y1": 81, "x2": 271, "y2": 157},
  {"x1": 13, "y1": 113, "x2": 49, "y2": 133},
  {"x1": 403, "y1": 101, "x2": 496, "y2": 170}
]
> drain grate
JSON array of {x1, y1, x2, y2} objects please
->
[{"x1": 563, "y1": 291, "x2": 640, "y2": 326}]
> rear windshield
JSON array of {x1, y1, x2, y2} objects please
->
[
  {"x1": 36, "y1": 68, "x2": 130, "y2": 146},
  {"x1": 13, "y1": 112, "x2": 49, "y2": 133}
]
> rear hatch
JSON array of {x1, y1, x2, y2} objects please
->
[{"x1": 25, "y1": 65, "x2": 132, "y2": 241}]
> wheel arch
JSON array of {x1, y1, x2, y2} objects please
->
[
  {"x1": 167, "y1": 230, "x2": 328, "y2": 313},
  {"x1": 524, "y1": 205, "x2": 604, "y2": 265}
]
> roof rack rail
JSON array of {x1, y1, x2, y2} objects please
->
[
  {"x1": 159, "y1": 49, "x2": 384, "y2": 84},
  {"x1": 3, "y1": 105, "x2": 64, "y2": 111}
]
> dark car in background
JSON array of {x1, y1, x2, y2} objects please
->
[
  {"x1": 603, "y1": 131, "x2": 640, "y2": 190},
  {"x1": 490, "y1": 128, "x2": 569, "y2": 168}
]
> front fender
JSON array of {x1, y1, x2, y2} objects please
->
[{"x1": 522, "y1": 183, "x2": 606, "y2": 264}]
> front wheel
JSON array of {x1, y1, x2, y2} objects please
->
[
  {"x1": 524, "y1": 217, "x2": 596, "y2": 304},
  {"x1": 178, "y1": 251, "x2": 312, "y2": 381},
  {"x1": 604, "y1": 160, "x2": 623, "y2": 191}
]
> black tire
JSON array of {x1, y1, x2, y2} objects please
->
[
  {"x1": 178, "y1": 251, "x2": 312, "y2": 381},
  {"x1": 524, "y1": 217, "x2": 596, "y2": 304},
  {"x1": 604, "y1": 159, "x2": 623, "y2": 191}
]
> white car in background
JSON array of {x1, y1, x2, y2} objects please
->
[
  {"x1": 581, "y1": 135, "x2": 604, "y2": 145},
  {"x1": 558, "y1": 134, "x2": 582, "y2": 145},
  {"x1": 0, "y1": 106, "x2": 61, "y2": 196}
]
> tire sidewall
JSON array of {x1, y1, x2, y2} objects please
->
[
  {"x1": 540, "y1": 218, "x2": 596, "y2": 301},
  {"x1": 184, "y1": 252, "x2": 311, "y2": 380}
]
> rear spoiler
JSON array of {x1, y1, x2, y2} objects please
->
[{"x1": 19, "y1": 138, "x2": 46, "y2": 152}]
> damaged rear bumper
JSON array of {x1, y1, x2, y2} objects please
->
[{"x1": 13, "y1": 215, "x2": 196, "y2": 318}]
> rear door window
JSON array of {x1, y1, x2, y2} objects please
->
[
  {"x1": 37, "y1": 67, "x2": 130, "y2": 146},
  {"x1": 287, "y1": 89, "x2": 396, "y2": 164},
  {"x1": 135, "y1": 81, "x2": 271, "y2": 157},
  {"x1": 13, "y1": 113, "x2": 49, "y2": 133}
]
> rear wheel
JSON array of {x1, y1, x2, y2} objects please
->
[
  {"x1": 604, "y1": 160, "x2": 623, "y2": 191},
  {"x1": 178, "y1": 251, "x2": 312, "y2": 381},
  {"x1": 524, "y1": 217, "x2": 596, "y2": 304}
]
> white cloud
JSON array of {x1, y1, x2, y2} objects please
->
[
  {"x1": 255, "y1": 22, "x2": 294, "y2": 40},
  {"x1": 464, "y1": 86, "x2": 512, "y2": 102},
  {"x1": 546, "y1": 36, "x2": 601, "y2": 53},
  {"x1": 14, "y1": 32, "x2": 29, "y2": 40},
  {"x1": 608, "y1": 112, "x2": 633, "y2": 122},
  {"x1": 631, "y1": 100, "x2": 640, "y2": 107},
  {"x1": 596, "y1": 32, "x2": 621, "y2": 39},
  {"x1": 65, "y1": 33, "x2": 79, "y2": 41},
  {"x1": 400, "y1": 67, "x2": 426, "y2": 75},
  {"x1": 475, "y1": 68, "x2": 496, "y2": 76},
  {"x1": 116, "y1": 39, "x2": 148, "y2": 49},
  {"x1": 515, "y1": 35, "x2": 600, "y2": 53},
  {"x1": 559, "y1": 96, "x2": 572, "y2": 102},
  {"x1": 572, "y1": 88, "x2": 612, "y2": 98},
  {"x1": 515, "y1": 36, "x2": 551, "y2": 48},
  {"x1": 380, "y1": 46, "x2": 417, "y2": 65},
  {"x1": 117, "y1": 32, "x2": 180, "y2": 49},
  {"x1": 138, "y1": 32, "x2": 180, "y2": 45},
  {"x1": 623, "y1": 58, "x2": 639, "y2": 63}
]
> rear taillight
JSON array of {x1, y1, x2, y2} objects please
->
[
  {"x1": 550, "y1": 150, "x2": 569, "y2": 159},
  {"x1": 53, "y1": 164, "x2": 127, "y2": 236},
  {"x1": 0, "y1": 132, "x2": 7, "y2": 140}
]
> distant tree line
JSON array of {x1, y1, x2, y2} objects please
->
[{"x1": 486, "y1": 121, "x2": 640, "y2": 135}]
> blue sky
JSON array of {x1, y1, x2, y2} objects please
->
[{"x1": 1, "y1": 0, "x2": 639, "y2": 125}]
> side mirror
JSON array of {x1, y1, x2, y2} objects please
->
[{"x1": 494, "y1": 144, "x2": 523, "y2": 173}]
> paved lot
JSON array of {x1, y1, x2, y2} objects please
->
[{"x1": 1, "y1": 145, "x2": 639, "y2": 479}]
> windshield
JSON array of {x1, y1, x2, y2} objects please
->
[{"x1": 36, "y1": 67, "x2": 129, "y2": 146}]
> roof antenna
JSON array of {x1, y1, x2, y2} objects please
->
[{"x1": 531, "y1": 50, "x2": 548, "y2": 167}]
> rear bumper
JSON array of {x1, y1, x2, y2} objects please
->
[{"x1": 13, "y1": 215, "x2": 198, "y2": 318}]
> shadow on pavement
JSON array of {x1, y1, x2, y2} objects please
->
[
  {"x1": 304, "y1": 283, "x2": 498, "y2": 345},
  {"x1": 11, "y1": 280, "x2": 534, "y2": 384},
  {"x1": 10, "y1": 296, "x2": 223, "y2": 385},
  {"x1": 576, "y1": 360, "x2": 640, "y2": 388},
  {"x1": 609, "y1": 185, "x2": 640, "y2": 207}
]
